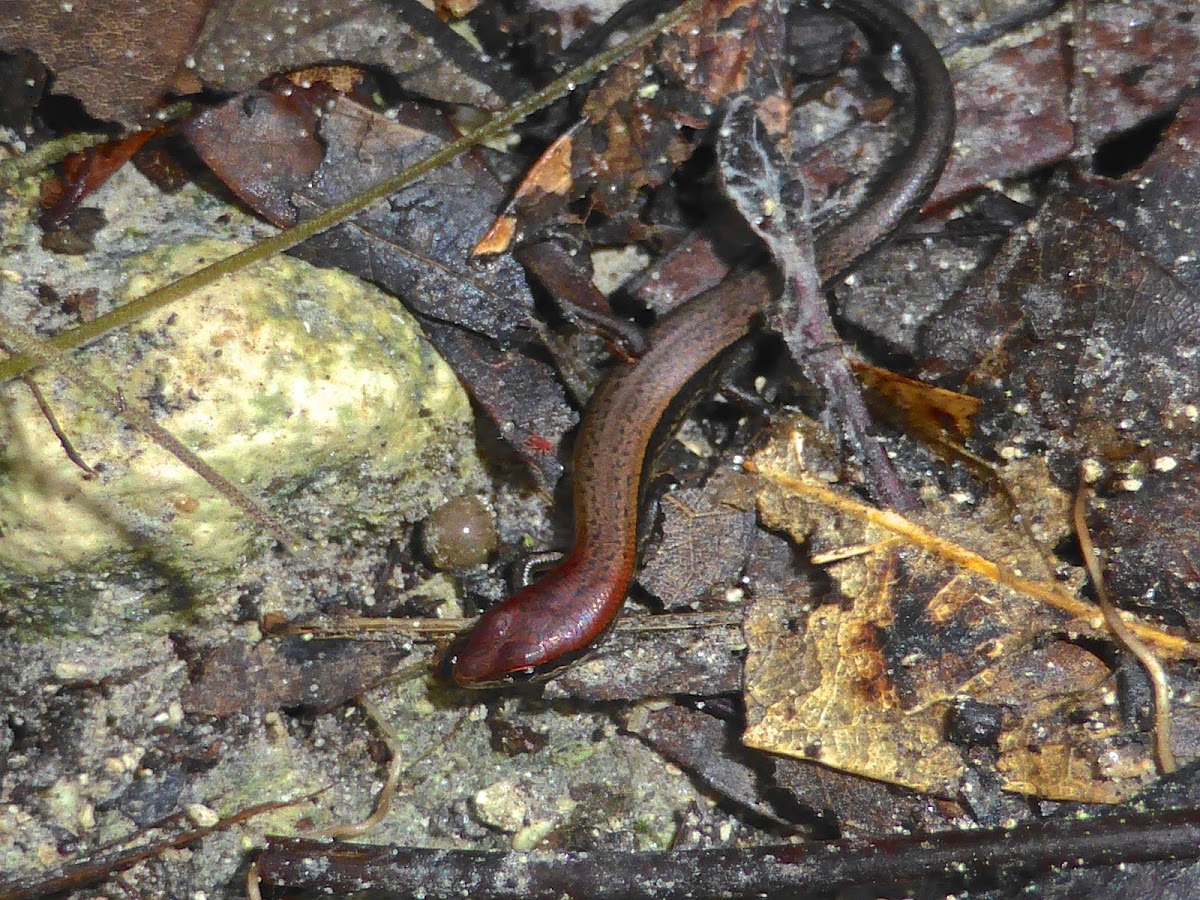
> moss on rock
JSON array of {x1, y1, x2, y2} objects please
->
[{"x1": 0, "y1": 239, "x2": 479, "y2": 618}]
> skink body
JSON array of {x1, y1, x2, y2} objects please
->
[{"x1": 452, "y1": 0, "x2": 956, "y2": 687}]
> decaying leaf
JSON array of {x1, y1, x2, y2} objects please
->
[
  {"x1": 1084, "y1": 94, "x2": 1200, "y2": 298},
  {"x1": 744, "y1": 591, "x2": 968, "y2": 796},
  {"x1": 771, "y1": 749, "x2": 968, "y2": 837},
  {"x1": 482, "y1": 0, "x2": 789, "y2": 252},
  {"x1": 184, "y1": 88, "x2": 325, "y2": 221},
  {"x1": 917, "y1": 91, "x2": 1200, "y2": 723},
  {"x1": 190, "y1": 0, "x2": 516, "y2": 110},
  {"x1": 0, "y1": 0, "x2": 211, "y2": 126},
  {"x1": 1092, "y1": 463, "x2": 1200, "y2": 634},
  {"x1": 1074, "y1": 0, "x2": 1200, "y2": 146},
  {"x1": 0, "y1": 50, "x2": 48, "y2": 133},
  {"x1": 980, "y1": 641, "x2": 1157, "y2": 803},
  {"x1": 742, "y1": 419, "x2": 1188, "y2": 802},
  {"x1": 928, "y1": 32, "x2": 1072, "y2": 206},
  {"x1": 637, "y1": 472, "x2": 757, "y2": 610},
  {"x1": 624, "y1": 701, "x2": 790, "y2": 826},
  {"x1": 717, "y1": 93, "x2": 913, "y2": 509},
  {"x1": 920, "y1": 186, "x2": 1200, "y2": 628},
  {"x1": 181, "y1": 636, "x2": 412, "y2": 718},
  {"x1": 852, "y1": 360, "x2": 981, "y2": 443}
]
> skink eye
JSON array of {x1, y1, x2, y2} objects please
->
[
  {"x1": 500, "y1": 666, "x2": 541, "y2": 684},
  {"x1": 452, "y1": 663, "x2": 541, "y2": 690}
]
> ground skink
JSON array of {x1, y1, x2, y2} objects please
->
[{"x1": 452, "y1": 0, "x2": 956, "y2": 687}]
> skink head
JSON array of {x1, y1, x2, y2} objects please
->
[
  {"x1": 450, "y1": 581, "x2": 605, "y2": 688},
  {"x1": 450, "y1": 603, "x2": 544, "y2": 688},
  {"x1": 450, "y1": 551, "x2": 627, "y2": 688}
]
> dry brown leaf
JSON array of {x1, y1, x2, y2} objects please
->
[
  {"x1": 0, "y1": 0, "x2": 211, "y2": 126},
  {"x1": 190, "y1": 0, "x2": 514, "y2": 109},
  {"x1": 852, "y1": 360, "x2": 981, "y2": 442},
  {"x1": 741, "y1": 419, "x2": 1195, "y2": 801}
]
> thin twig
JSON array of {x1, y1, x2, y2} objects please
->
[
  {"x1": 287, "y1": 616, "x2": 470, "y2": 641},
  {"x1": 1073, "y1": 475, "x2": 1177, "y2": 774},
  {"x1": 0, "y1": 793, "x2": 319, "y2": 900},
  {"x1": 322, "y1": 746, "x2": 406, "y2": 839},
  {"x1": 22, "y1": 372, "x2": 96, "y2": 475},
  {"x1": 289, "y1": 610, "x2": 744, "y2": 642},
  {"x1": 256, "y1": 806, "x2": 1200, "y2": 897},
  {"x1": 0, "y1": 0, "x2": 706, "y2": 385},
  {"x1": 321, "y1": 696, "x2": 472, "y2": 840}
]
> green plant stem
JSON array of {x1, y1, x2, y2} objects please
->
[
  {"x1": 0, "y1": 102, "x2": 193, "y2": 190},
  {"x1": 0, "y1": 0, "x2": 704, "y2": 384},
  {"x1": 0, "y1": 132, "x2": 108, "y2": 190}
]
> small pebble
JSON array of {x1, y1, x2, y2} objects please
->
[{"x1": 421, "y1": 496, "x2": 497, "y2": 570}]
